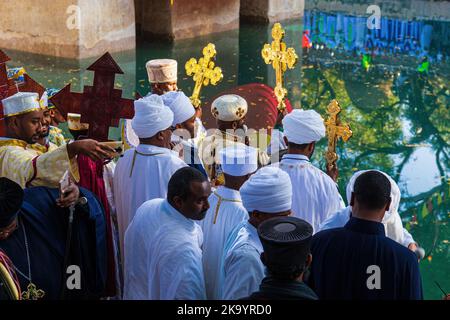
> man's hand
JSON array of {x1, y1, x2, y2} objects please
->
[
  {"x1": 57, "y1": 180, "x2": 80, "y2": 208},
  {"x1": 67, "y1": 139, "x2": 116, "y2": 161},
  {"x1": 326, "y1": 163, "x2": 339, "y2": 182},
  {"x1": 408, "y1": 242, "x2": 418, "y2": 252},
  {"x1": 275, "y1": 108, "x2": 288, "y2": 127}
]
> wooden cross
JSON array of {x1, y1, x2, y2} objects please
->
[
  {"x1": 51, "y1": 52, "x2": 135, "y2": 141},
  {"x1": 261, "y1": 23, "x2": 298, "y2": 112},
  {"x1": 324, "y1": 99, "x2": 352, "y2": 169},
  {"x1": 185, "y1": 43, "x2": 223, "y2": 108}
]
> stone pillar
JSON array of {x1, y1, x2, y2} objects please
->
[
  {"x1": 0, "y1": 0, "x2": 135, "y2": 59},
  {"x1": 240, "y1": 0, "x2": 305, "y2": 23},
  {"x1": 138, "y1": 0, "x2": 240, "y2": 40}
]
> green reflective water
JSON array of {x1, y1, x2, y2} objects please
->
[{"x1": 2, "y1": 3, "x2": 448, "y2": 300}]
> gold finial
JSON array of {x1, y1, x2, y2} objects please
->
[
  {"x1": 261, "y1": 23, "x2": 298, "y2": 112},
  {"x1": 324, "y1": 100, "x2": 352, "y2": 170},
  {"x1": 185, "y1": 43, "x2": 223, "y2": 108}
]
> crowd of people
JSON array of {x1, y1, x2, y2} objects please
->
[{"x1": 0, "y1": 58, "x2": 425, "y2": 300}]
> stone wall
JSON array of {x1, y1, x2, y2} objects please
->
[
  {"x1": 241, "y1": 0, "x2": 304, "y2": 23},
  {"x1": 0, "y1": 0, "x2": 135, "y2": 58},
  {"x1": 137, "y1": 0, "x2": 240, "y2": 40}
]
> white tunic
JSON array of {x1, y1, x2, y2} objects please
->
[
  {"x1": 113, "y1": 144, "x2": 187, "y2": 256},
  {"x1": 273, "y1": 154, "x2": 345, "y2": 233},
  {"x1": 123, "y1": 198, "x2": 206, "y2": 300},
  {"x1": 198, "y1": 186, "x2": 248, "y2": 299},
  {"x1": 219, "y1": 221, "x2": 265, "y2": 300}
]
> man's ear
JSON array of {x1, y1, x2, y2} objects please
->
[
  {"x1": 384, "y1": 197, "x2": 392, "y2": 212},
  {"x1": 172, "y1": 196, "x2": 183, "y2": 209},
  {"x1": 350, "y1": 192, "x2": 355, "y2": 206},
  {"x1": 157, "y1": 131, "x2": 164, "y2": 141}
]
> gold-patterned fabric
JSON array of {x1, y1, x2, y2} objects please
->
[
  {"x1": 48, "y1": 126, "x2": 67, "y2": 147},
  {"x1": 0, "y1": 138, "x2": 79, "y2": 189},
  {"x1": 198, "y1": 129, "x2": 269, "y2": 186}
]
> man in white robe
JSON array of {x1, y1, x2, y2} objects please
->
[
  {"x1": 123, "y1": 167, "x2": 211, "y2": 300},
  {"x1": 319, "y1": 169, "x2": 418, "y2": 250},
  {"x1": 199, "y1": 144, "x2": 258, "y2": 299},
  {"x1": 219, "y1": 166, "x2": 293, "y2": 300},
  {"x1": 273, "y1": 109, "x2": 345, "y2": 233},
  {"x1": 113, "y1": 94, "x2": 187, "y2": 256}
]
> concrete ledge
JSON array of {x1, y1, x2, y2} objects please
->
[{"x1": 0, "y1": 0, "x2": 136, "y2": 59}]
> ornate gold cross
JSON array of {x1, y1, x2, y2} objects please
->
[
  {"x1": 324, "y1": 100, "x2": 352, "y2": 169},
  {"x1": 185, "y1": 43, "x2": 223, "y2": 108},
  {"x1": 261, "y1": 23, "x2": 298, "y2": 112}
]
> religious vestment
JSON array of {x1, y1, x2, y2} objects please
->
[
  {"x1": 199, "y1": 130, "x2": 269, "y2": 185},
  {"x1": 123, "y1": 198, "x2": 206, "y2": 300},
  {"x1": 0, "y1": 138, "x2": 79, "y2": 189},
  {"x1": 198, "y1": 186, "x2": 248, "y2": 299},
  {"x1": 0, "y1": 187, "x2": 107, "y2": 300},
  {"x1": 308, "y1": 217, "x2": 423, "y2": 300},
  {"x1": 273, "y1": 154, "x2": 345, "y2": 233},
  {"x1": 113, "y1": 144, "x2": 187, "y2": 258}
]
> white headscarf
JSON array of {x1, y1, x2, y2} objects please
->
[
  {"x1": 131, "y1": 94, "x2": 174, "y2": 139},
  {"x1": 282, "y1": 109, "x2": 326, "y2": 144},
  {"x1": 161, "y1": 91, "x2": 195, "y2": 126},
  {"x1": 240, "y1": 166, "x2": 292, "y2": 213}
]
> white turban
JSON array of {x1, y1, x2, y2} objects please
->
[
  {"x1": 220, "y1": 144, "x2": 258, "y2": 177},
  {"x1": 240, "y1": 166, "x2": 292, "y2": 213},
  {"x1": 131, "y1": 94, "x2": 174, "y2": 139},
  {"x1": 282, "y1": 109, "x2": 326, "y2": 145},
  {"x1": 161, "y1": 91, "x2": 195, "y2": 126}
]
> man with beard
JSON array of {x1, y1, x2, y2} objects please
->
[
  {"x1": 198, "y1": 94, "x2": 269, "y2": 186},
  {"x1": 123, "y1": 167, "x2": 211, "y2": 300},
  {"x1": 0, "y1": 92, "x2": 115, "y2": 188}
]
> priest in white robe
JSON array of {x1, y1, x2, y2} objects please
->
[
  {"x1": 123, "y1": 167, "x2": 211, "y2": 300},
  {"x1": 273, "y1": 109, "x2": 345, "y2": 233},
  {"x1": 199, "y1": 144, "x2": 258, "y2": 299},
  {"x1": 319, "y1": 169, "x2": 417, "y2": 250},
  {"x1": 219, "y1": 166, "x2": 293, "y2": 300},
  {"x1": 113, "y1": 94, "x2": 187, "y2": 256}
]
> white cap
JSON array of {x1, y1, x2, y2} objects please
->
[
  {"x1": 146, "y1": 59, "x2": 177, "y2": 83},
  {"x1": 220, "y1": 144, "x2": 258, "y2": 177},
  {"x1": 1, "y1": 92, "x2": 41, "y2": 117},
  {"x1": 211, "y1": 94, "x2": 248, "y2": 122}
]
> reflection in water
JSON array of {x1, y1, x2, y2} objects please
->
[{"x1": 0, "y1": 3, "x2": 448, "y2": 300}]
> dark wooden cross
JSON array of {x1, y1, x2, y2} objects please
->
[
  {"x1": 51, "y1": 52, "x2": 135, "y2": 141},
  {"x1": 0, "y1": 49, "x2": 45, "y2": 136}
]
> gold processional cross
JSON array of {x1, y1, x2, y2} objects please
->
[
  {"x1": 324, "y1": 100, "x2": 353, "y2": 170},
  {"x1": 261, "y1": 23, "x2": 298, "y2": 112},
  {"x1": 185, "y1": 43, "x2": 223, "y2": 109}
]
